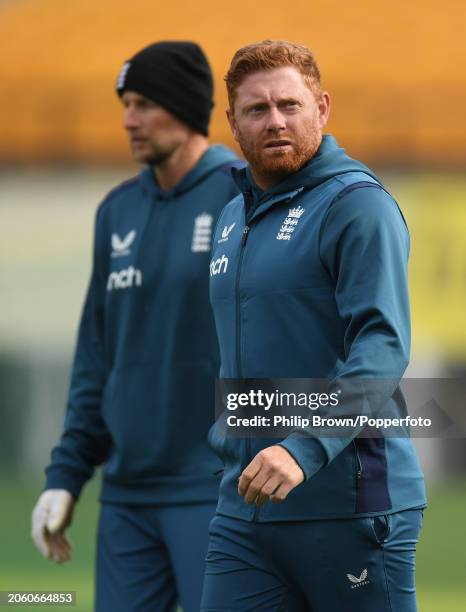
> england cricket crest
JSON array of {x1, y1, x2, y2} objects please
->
[
  {"x1": 276, "y1": 205, "x2": 304, "y2": 241},
  {"x1": 191, "y1": 212, "x2": 214, "y2": 252}
]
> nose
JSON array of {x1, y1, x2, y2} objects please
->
[
  {"x1": 266, "y1": 106, "x2": 286, "y2": 131},
  {"x1": 123, "y1": 105, "x2": 139, "y2": 130}
]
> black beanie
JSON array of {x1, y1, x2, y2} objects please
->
[{"x1": 116, "y1": 41, "x2": 213, "y2": 136}]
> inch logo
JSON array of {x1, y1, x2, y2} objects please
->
[
  {"x1": 107, "y1": 266, "x2": 142, "y2": 291},
  {"x1": 210, "y1": 255, "x2": 229, "y2": 276}
]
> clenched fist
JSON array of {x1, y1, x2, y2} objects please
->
[{"x1": 238, "y1": 445, "x2": 305, "y2": 506}]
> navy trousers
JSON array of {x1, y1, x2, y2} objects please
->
[
  {"x1": 201, "y1": 509, "x2": 424, "y2": 611},
  {"x1": 95, "y1": 502, "x2": 216, "y2": 612}
]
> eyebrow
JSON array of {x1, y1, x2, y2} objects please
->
[
  {"x1": 242, "y1": 100, "x2": 267, "y2": 111},
  {"x1": 277, "y1": 98, "x2": 302, "y2": 106},
  {"x1": 243, "y1": 97, "x2": 302, "y2": 112}
]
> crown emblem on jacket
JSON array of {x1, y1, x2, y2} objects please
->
[
  {"x1": 288, "y1": 206, "x2": 305, "y2": 219},
  {"x1": 276, "y1": 205, "x2": 304, "y2": 241},
  {"x1": 194, "y1": 212, "x2": 214, "y2": 228},
  {"x1": 192, "y1": 212, "x2": 214, "y2": 252}
]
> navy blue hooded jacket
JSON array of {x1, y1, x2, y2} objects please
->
[
  {"x1": 209, "y1": 136, "x2": 426, "y2": 521},
  {"x1": 46, "y1": 145, "x2": 240, "y2": 505}
]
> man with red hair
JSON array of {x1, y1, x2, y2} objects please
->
[{"x1": 202, "y1": 40, "x2": 426, "y2": 611}]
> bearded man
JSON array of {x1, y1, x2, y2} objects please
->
[{"x1": 202, "y1": 40, "x2": 426, "y2": 612}]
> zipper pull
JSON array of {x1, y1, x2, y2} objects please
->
[
  {"x1": 356, "y1": 468, "x2": 362, "y2": 490},
  {"x1": 241, "y1": 225, "x2": 250, "y2": 246}
]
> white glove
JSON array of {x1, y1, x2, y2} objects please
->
[{"x1": 31, "y1": 489, "x2": 74, "y2": 563}]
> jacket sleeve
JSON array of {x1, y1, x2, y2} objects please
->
[
  {"x1": 45, "y1": 205, "x2": 112, "y2": 498},
  {"x1": 278, "y1": 185, "x2": 411, "y2": 479}
]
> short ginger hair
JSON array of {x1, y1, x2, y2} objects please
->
[{"x1": 225, "y1": 40, "x2": 321, "y2": 109}]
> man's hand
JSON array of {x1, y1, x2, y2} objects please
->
[
  {"x1": 31, "y1": 489, "x2": 74, "y2": 563},
  {"x1": 238, "y1": 445, "x2": 305, "y2": 506}
]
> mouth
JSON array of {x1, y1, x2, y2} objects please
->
[
  {"x1": 264, "y1": 140, "x2": 292, "y2": 151},
  {"x1": 130, "y1": 137, "x2": 147, "y2": 146}
]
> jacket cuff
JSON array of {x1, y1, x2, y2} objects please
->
[
  {"x1": 277, "y1": 434, "x2": 328, "y2": 480},
  {"x1": 44, "y1": 465, "x2": 89, "y2": 500}
]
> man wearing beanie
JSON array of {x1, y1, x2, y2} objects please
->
[{"x1": 31, "y1": 41, "x2": 241, "y2": 612}]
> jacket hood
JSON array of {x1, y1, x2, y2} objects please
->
[
  {"x1": 232, "y1": 135, "x2": 382, "y2": 200},
  {"x1": 140, "y1": 144, "x2": 239, "y2": 199}
]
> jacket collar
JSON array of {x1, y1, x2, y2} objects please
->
[{"x1": 231, "y1": 134, "x2": 381, "y2": 223}]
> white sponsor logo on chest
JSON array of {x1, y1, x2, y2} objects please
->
[
  {"x1": 107, "y1": 266, "x2": 142, "y2": 291},
  {"x1": 210, "y1": 255, "x2": 229, "y2": 276},
  {"x1": 218, "y1": 222, "x2": 236, "y2": 243},
  {"x1": 111, "y1": 230, "x2": 136, "y2": 257}
]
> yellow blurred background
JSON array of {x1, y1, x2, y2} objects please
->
[
  {"x1": 1, "y1": 1, "x2": 465, "y2": 610},
  {"x1": 1, "y1": 0, "x2": 465, "y2": 166},
  {"x1": 1, "y1": 0, "x2": 466, "y2": 357}
]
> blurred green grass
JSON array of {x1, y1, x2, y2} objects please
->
[{"x1": 0, "y1": 477, "x2": 465, "y2": 611}]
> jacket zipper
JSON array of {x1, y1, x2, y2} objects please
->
[
  {"x1": 237, "y1": 191, "x2": 292, "y2": 521},
  {"x1": 234, "y1": 191, "x2": 295, "y2": 376},
  {"x1": 235, "y1": 227, "x2": 249, "y2": 378},
  {"x1": 235, "y1": 194, "x2": 255, "y2": 516},
  {"x1": 236, "y1": 189, "x2": 252, "y2": 379},
  {"x1": 237, "y1": 223, "x2": 258, "y2": 520},
  {"x1": 353, "y1": 439, "x2": 363, "y2": 489}
]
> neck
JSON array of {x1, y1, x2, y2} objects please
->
[{"x1": 153, "y1": 135, "x2": 209, "y2": 191}]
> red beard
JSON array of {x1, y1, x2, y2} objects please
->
[{"x1": 237, "y1": 127, "x2": 322, "y2": 188}]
